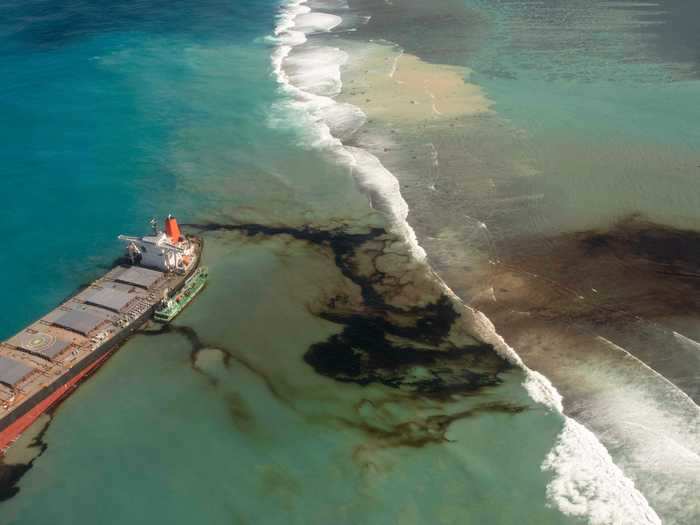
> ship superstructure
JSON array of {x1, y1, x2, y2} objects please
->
[
  {"x1": 119, "y1": 215, "x2": 196, "y2": 272},
  {"x1": 0, "y1": 216, "x2": 201, "y2": 452}
]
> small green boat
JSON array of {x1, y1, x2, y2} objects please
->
[{"x1": 154, "y1": 267, "x2": 208, "y2": 322}]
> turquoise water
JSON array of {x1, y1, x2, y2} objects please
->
[
  {"x1": 0, "y1": 0, "x2": 279, "y2": 338},
  {"x1": 464, "y1": 0, "x2": 700, "y2": 233},
  {"x1": 0, "y1": 235, "x2": 572, "y2": 524}
]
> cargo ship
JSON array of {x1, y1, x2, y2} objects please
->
[{"x1": 0, "y1": 215, "x2": 201, "y2": 453}]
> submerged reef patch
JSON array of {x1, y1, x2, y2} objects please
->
[
  {"x1": 480, "y1": 215, "x2": 700, "y2": 325},
  {"x1": 465, "y1": 214, "x2": 700, "y2": 402}
]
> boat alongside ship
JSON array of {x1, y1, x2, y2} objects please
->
[
  {"x1": 154, "y1": 267, "x2": 208, "y2": 323},
  {"x1": 0, "y1": 216, "x2": 202, "y2": 453}
]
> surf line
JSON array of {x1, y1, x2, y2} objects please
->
[
  {"x1": 268, "y1": 1, "x2": 661, "y2": 523},
  {"x1": 389, "y1": 48, "x2": 404, "y2": 78},
  {"x1": 596, "y1": 336, "x2": 699, "y2": 409},
  {"x1": 673, "y1": 330, "x2": 700, "y2": 352}
]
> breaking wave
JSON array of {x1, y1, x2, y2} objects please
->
[
  {"x1": 269, "y1": 0, "x2": 424, "y2": 259},
  {"x1": 267, "y1": 1, "x2": 661, "y2": 523}
]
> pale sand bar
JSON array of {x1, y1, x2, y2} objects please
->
[{"x1": 339, "y1": 41, "x2": 491, "y2": 123}]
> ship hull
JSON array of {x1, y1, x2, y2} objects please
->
[
  {"x1": 0, "y1": 240, "x2": 201, "y2": 454},
  {"x1": 0, "y1": 301, "x2": 157, "y2": 452}
]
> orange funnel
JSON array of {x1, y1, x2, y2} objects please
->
[{"x1": 164, "y1": 215, "x2": 182, "y2": 243}]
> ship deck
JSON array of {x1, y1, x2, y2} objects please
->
[{"x1": 0, "y1": 258, "x2": 198, "y2": 420}]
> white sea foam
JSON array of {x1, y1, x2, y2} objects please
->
[
  {"x1": 596, "y1": 335, "x2": 698, "y2": 407},
  {"x1": 673, "y1": 330, "x2": 700, "y2": 353},
  {"x1": 342, "y1": 146, "x2": 425, "y2": 258},
  {"x1": 542, "y1": 419, "x2": 662, "y2": 525},
  {"x1": 316, "y1": 102, "x2": 366, "y2": 139},
  {"x1": 589, "y1": 336, "x2": 700, "y2": 522},
  {"x1": 443, "y1": 289, "x2": 662, "y2": 525},
  {"x1": 457, "y1": 301, "x2": 566, "y2": 412},
  {"x1": 269, "y1": 0, "x2": 425, "y2": 259},
  {"x1": 269, "y1": 2, "x2": 661, "y2": 523},
  {"x1": 293, "y1": 12, "x2": 343, "y2": 33},
  {"x1": 283, "y1": 46, "x2": 348, "y2": 96}
]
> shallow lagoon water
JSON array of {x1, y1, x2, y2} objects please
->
[{"x1": 1, "y1": 229, "x2": 575, "y2": 525}]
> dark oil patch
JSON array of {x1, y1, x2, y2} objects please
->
[
  {"x1": 2, "y1": 221, "x2": 507, "y2": 502},
  {"x1": 306, "y1": 305, "x2": 506, "y2": 398},
  {"x1": 578, "y1": 215, "x2": 700, "y2": 279},
  {"x1": 483, "y1": 215, "x2": 700, "y2": 324},
  {"x1": 0, "y1": 350, "x2": 116, "y2": 503},
  {"x1": 0, "y1": 416, "x2": 51, "y2": 502},
  {"x1": 185, "y1": 222, "x2": 511, "y2": 398},
  {"x1": 257, "y1": 464, "x2": 302, "y2": 512},
  {"x1": 152, "y1": 323, "x2": 204, "y2": 353},
  {"x1": 0, "y1": 327, "x2": 151, "y2": 502},
  {"x1": 467, "y1": 214, "x2": 700, "y2": 402},
  {"x1": 225, "y1": 391, "x2": 255, "y2": 434},
  {"x1": 141, "y1": 323, "x2": 294, "y2": 415},
  {"x1": 344, "y1": 402, "x2": 526, "y2": 464}
]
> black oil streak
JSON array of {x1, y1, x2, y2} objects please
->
[
  {"x1": 579, "y1": 215, "x2": 700, "y2": 278},
  {"x1": 0, "y1": 221, "x2": 509, "y2": 503},
  {"x1": 489, "y1": 214, "x2": 700, "y2": 326},
  {"x1": 184, "y1": 222, "x2": 511, "y2": 398},
  {"x1": 345, "y1": 402, "x2": 526, "y2": 456},
  {"x1": 0, "y1": 417, "x2": 51, "y2": 502},
  {"x1": 140, "y1": 323, "x2": 293, "y2": 411}
]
